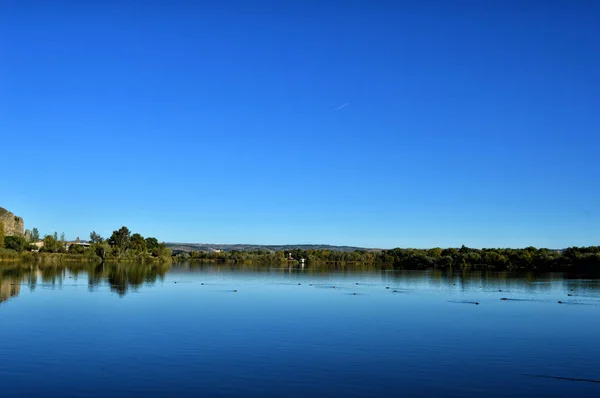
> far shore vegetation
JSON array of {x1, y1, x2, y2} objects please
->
[
  {"x1": 1, "y1": 221, "x2": 598, "y2": 272},
  {"x1": 173, "y1": 246, "x2": 600, "y2": 273}
]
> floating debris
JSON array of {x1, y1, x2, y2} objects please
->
[
  {"x1": 557, "y1": 301, "x2": 594, "y2": 306},
  {"x1": 448, "y1": 300, "x2": 480, "y2": 305},
  {"x1": 522, "y1": 373, "x2": 600, "y2": 384}
]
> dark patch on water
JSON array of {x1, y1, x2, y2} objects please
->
[
  {"x1": 522, "y1": 373, "x2": 600, "y2": 383},
  {"x1": 557, "y1": 300, "x2": 595, "y2": 306},
  {"x1": 352, "y1": 282, "x2": 379, "y2": 287},
  {"x1": 267, "y1": 282, "x2": 304, "y2": 286},
  {"x1": 566, "y1": 293, "x2": 600, "y2": 299},
  {"x1": 499, "y1": 298, "x2": 543, "y2": 302},
  {"x1": 313, "y1": 285, "x2": 341, "y2": 289}
]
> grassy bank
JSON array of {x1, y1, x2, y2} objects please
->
[{"x1": 0, "y1": 249, "x2": 171, "y2": 265}]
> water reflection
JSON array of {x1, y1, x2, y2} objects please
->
[
  {"x1": 1, "y1": 262, "x2": 600, "y2": 304},
  {"x1": 0, "y1": 278, "x2": 20, "y2": 303},
  {"x1": 88, "y1": 263, "x2": 170, "y2": 296},
  {"x1": 2, "y1": 263, "x2": 599, "y2": 398},
  {"x1": 0, "y1": 262, "x2": 171, "y2": 303}
]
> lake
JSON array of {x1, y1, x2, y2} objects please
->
[{"x1": 1, "y1": 263, "x2": 599, "y2": 397}]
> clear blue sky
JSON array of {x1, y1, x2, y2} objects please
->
[{"x1": 1, "y1": 1, "x2": 598, "y2": 249}]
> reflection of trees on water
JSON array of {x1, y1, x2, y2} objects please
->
[
  {"x1": 89, "y1": 263, "x2": 171, "y2": 296},
  {"x1": 0, "y1": 279, "x2": 20, "y2": 304},
  {"x1": 380, "y1": 269, "x2": 600, "y2": 294},
  {"x1": 0, "y1": 266, "x2": 32, "y2": 304},
  {"x1": 179, "y1": 263, "x2": 600, "y2": 294},
  {"x1": 2, "y1": 263, "x2": 600, "y2": 304},
  {"x1": 0, "y1": 263, "x2": 172, "y2": 303}
]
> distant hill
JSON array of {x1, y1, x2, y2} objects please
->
[{"x1": 166, "y1": 242, "x2": 378, "y2": 253}]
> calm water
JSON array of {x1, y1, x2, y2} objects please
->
[{"x1": 1, "y1": 263, "x2": 600, "y2": 398}]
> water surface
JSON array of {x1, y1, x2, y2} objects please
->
[{"x1": 1, "y1": 263, "x2": 599, "y2": 397}]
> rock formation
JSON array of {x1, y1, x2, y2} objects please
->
[{"x1": 0, "y1": 207, "x2": 25, "y2": 237}]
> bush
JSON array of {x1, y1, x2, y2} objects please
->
[
  {"x1": 69, "y1": 244, "x2": 87, "y2": 255},
  {"x1": 4, "y1": 236, "x2": 28, "y2": 252}
]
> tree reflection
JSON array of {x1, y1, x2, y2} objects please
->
[
  {"x1": 104, "y1": 262, "x2": 170, "y2": 296},
  {"x1": 0, "y1": 262, "x2": 172, "y2": 302},
  {"x1": 0, "y1": 277, "x2": 20, "y2": 304},
  {"x1": 87, "y1": 263, "x2": 104, "y2": 291},
  {"x1": 2, "y1": 262, "x2": 600, "y2": 305}
]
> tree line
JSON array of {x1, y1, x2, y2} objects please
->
[
  {"x1": 2, "y1": 220, "x2": 597, "y2": 271},
  {"x1": 0, "y1": 224, "x2": 171, "y2": 263},
  {"x1": 174, "y1": 245, "x2": 600, "y2": 272}
]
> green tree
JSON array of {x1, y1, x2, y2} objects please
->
[
  {"x1": 69, "y1": 244, "x2": 86, "y2": 254},
  {"x1": 130, "y1": 233, "x2": 147, "y2": 252},
  {"x1": 145, "y1": 237, "x2": 159, "y2": 250},
  {"x1": 53, "y1": 232, "x2": 58, "y2": 241},
  {"x1": 41, "y1": 235, "x2": 60, "y2": 253},
  {"x1": 90, "y1": 231, "x2": 104, "y2": 244},
  {"x1": 151, "y1": 242, "x2": 171, "y2": 260},
  {"x1": 5, "y1": 236, "x2": 27, "y2": 252},
  {"x1": 92, "y1": 241, "x2": 111, "y2": 261},
  {"x1": 108, "y1": 226, "x2": 131, "y2": 257},
  {"x1": 438, "y1": 255, "x2": 454, "y2": 268},
  {"x1": 31, "y1": 227, "x2": 40, "y2": 242},
  {"x1": 428, "y1": 247, "x2": 443, "y2": 258},
  {"x1": 441, "y1": 248, "x2": 459, "y2": 258}
]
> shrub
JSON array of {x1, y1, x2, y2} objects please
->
[{"x1": 4, "y1": 236, "x2": 28, "y2": 252}]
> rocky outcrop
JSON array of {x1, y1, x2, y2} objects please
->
[{"x1": 0, "y1": 207, "x2": 24, "y2": 237}]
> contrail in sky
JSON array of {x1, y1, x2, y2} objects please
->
[{"x1": 332, "y1": 102, "x2": 349, "y2": 112}]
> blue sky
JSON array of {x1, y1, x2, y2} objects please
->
[{"x1": 1, "y1": 1, "x2": 598, "y2": 248}]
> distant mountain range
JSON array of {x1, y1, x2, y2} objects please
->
[{"x1": 166, "y1": 243, "x2": 378, "y2": 253}]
